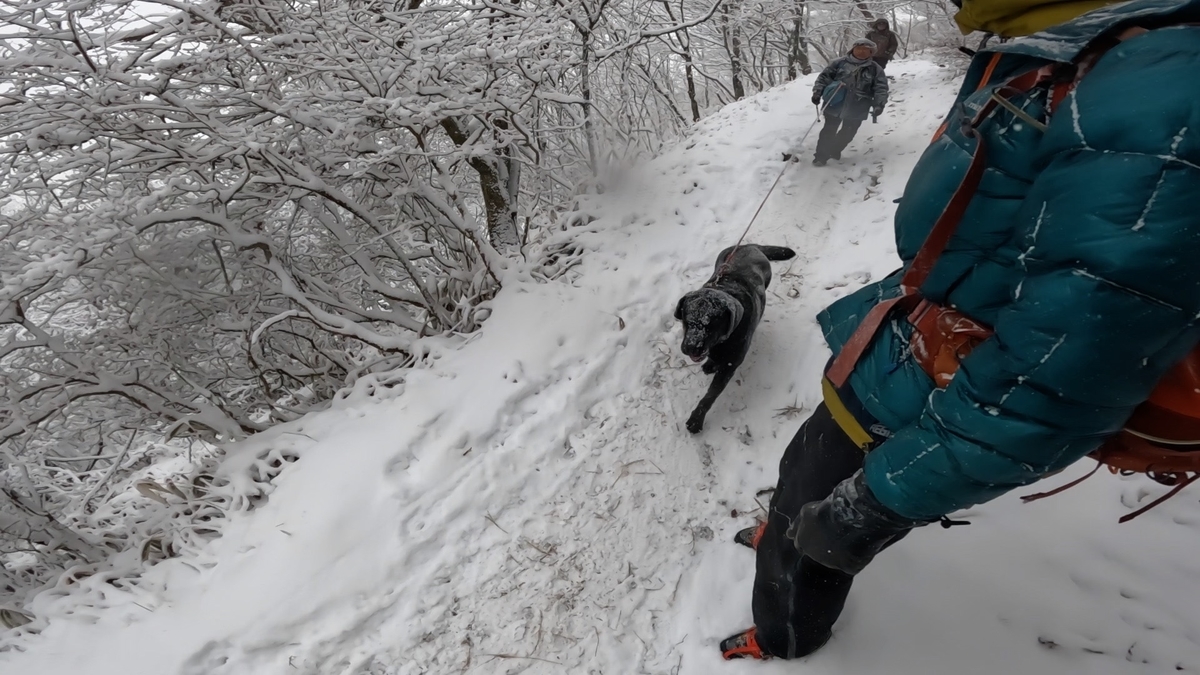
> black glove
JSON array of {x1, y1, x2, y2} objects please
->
[
  {"x1": 872, "y1": 106, "x2": 884, "y2": 118},
  {"x1": 786, "y1": 471, "x2": 930, "y2": 575},
  {"x1": 812, "y1": 93, "x2": 821, "y2": 105}
]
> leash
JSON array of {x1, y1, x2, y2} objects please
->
[{"x1": 711, "y1": 108, "x2": 825, "y2": 280}]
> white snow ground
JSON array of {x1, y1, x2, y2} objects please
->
[{"x1": 5, "y1": 59, "x2": 1200, "y2": 675}]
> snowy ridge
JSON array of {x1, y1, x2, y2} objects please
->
[{"x1": 6, "y1": 60, "x2": 1200, "y2": 675}]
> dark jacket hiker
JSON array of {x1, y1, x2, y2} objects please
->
[
  {"x1": 722, "y1": 0, "x2": 1200, "y2": 662},
  {"x1": 866, "y1": 19, "x2": 900, "y2": 68}
]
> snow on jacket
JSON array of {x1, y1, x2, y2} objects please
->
[
  {"x1": 817, "y1": 0, "x2": 1200, "y2": 520},
  {"x1": 866, "y1": 21, "x2": 899, "y2": 58},
  {"x1": 813, "y1": 56, "x2": 888, "y2": 121}
]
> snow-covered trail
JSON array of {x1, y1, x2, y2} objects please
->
[{"x1": 7, "y1": 60, "x2": 1200, "y2": 675}]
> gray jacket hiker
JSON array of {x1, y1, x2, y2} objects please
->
[
  {"x1": 812, "y1": 45, "x2": 889, "y2": 121},
  {"x1": 809, "y1": 39, "x2": 888, "y2": 166}
]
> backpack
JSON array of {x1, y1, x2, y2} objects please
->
[
  {"x1": 822, "y1": 81, "x2": 847, "y2": 110},
  {"x1": 825, "y1": 24, "x2": 1200, "y2": 523}
]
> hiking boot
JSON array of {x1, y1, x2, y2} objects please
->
[
  {"x1": 812, "y1": 158, "x2": 827, "y2": 167},
  {"x1": 734, "y1": 521, "x2": 768, "y2": 550},
  {"x1": 721, "y1": 627, "x2": 769, "y2": 660}
]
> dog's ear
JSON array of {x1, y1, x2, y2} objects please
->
[
  {"x1": 674, "y1": 296, "x2": 686, "y2": 321},
  {"x1": 721, "y1": 300, "x2": 745, "y2": 341}
]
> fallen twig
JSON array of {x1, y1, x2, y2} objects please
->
[
  {"x1": 773, "y1": 400, "x2": 805, "y2": 419},
  {"x1": 484, "y1": 512, "x2": 509, "y2": 534},
  {"x1": 483, "y1": 653, "x2": 559, "y2": 665}
]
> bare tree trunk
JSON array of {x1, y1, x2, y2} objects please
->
[
  {"x1": 580, "y1": 33, "x2": 598, "y2": 173},
  {"x1": 484, "y1": 152, "x2": 521, "y2": 252},
  {"x1": 505, "y1": 150, "x2": 521, "y2": 240},
  {"x1": 787, "y1": 0, "x2": 812, "y2": 78},
  {"x1": 762, "y1": 30, "x2": 774, "y2": 88},
  {"x1": 683, "y1": 49, "x2": 702, "y2": 121},
  {"x1": 440, "y1": 119, "x2": 521, "y2": 252},
  {"x1": 720, "y1": 3, "x2": 745, "y2": 100},
  {"x1": 658, "y1": 0, "x2": 701, "y2": 122}
]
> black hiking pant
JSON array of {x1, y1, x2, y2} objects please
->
[
  {"x1": 752, "y1": 403, "x2": 864, "y2": 658},
  {"x1": 872, "y1": 56, "x2": 891, "y2": 69},
  {"x1": 814, "y1": 115, "x2": 864, "y2": 162}
]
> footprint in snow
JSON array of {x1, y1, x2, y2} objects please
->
[{"x1": 824, "y1": 271, "x2": 872, "y2": 290}]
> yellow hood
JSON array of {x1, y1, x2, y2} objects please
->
[{"x1": 954, "y1": 0, "x2": 1126, "y2": 36}]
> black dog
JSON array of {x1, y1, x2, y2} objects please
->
[{"x1": 675, "y1": 244, "x2": 796, "y2": 433}]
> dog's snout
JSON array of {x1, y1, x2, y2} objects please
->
[{"x1": 680, "y1": 331, "x2": 707, "y2": 358}]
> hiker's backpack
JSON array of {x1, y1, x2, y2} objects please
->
[
  {"x1": 822, "y1": 81, "x2": 847, "y2": 110},
  {"x1": 825, "y1": 23, "x2": 1200, "y2": 522}
]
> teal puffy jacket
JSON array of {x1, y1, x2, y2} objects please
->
[{"x1": 818, "y1": 0, "x2": 1200, "y2": 521}]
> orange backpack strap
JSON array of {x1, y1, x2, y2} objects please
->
[
  {"x1": 1022, "y1": 454, "x2": 1200, "y2": 523},
  {"x1": 1117, "y1": 475, "x2": 1200, "y2": 523}
]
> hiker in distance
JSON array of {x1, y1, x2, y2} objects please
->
[
  {"x1": 810, "y1": 39, "x2": 888, "y2": 167},
  {"x1": 866, "y1": 18, "x2": 901, "y2": 69},
  {"x1": 721, "y1": 0, "x2": 1200, "y2": 661}
]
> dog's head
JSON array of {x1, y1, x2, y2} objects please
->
[{"x1": 674, "y1": 289, "x2": 744, "y2": 362}]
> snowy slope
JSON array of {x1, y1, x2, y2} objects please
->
[{"x1": 6, "y1": 59, "x2": 1200, "y2": 675}]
